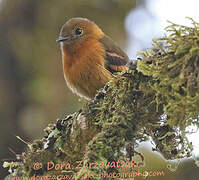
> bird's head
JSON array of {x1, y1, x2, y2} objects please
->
[{"x1": 56, "y1": 18, "x2": 104, "y2": 45}]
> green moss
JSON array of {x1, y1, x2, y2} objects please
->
[
  {"x1": 4, "y1": 18, "x2": 199, "y2": 179},
  {"x1": 137, "y1": 18, "x2": 199, "y2": 130}
]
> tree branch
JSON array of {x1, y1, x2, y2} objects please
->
[{"x1": 4, "y1": 18, "x2": 199, "y2": 179}]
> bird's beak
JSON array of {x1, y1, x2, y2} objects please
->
[{"x1": 56, "y1": 36, "x2": 70, "y2": 43}]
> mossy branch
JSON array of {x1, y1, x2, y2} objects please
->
[{"x1": 4, "y1": 18, "x2": 199, "y2": 179}]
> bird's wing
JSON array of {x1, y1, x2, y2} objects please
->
[{"x1": 99, "y1": 35, "x2": 129, "y2": 73}]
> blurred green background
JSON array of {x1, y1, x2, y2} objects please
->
[{"x1": 0, "y1": 0, "x2": 198, "y2": 179}]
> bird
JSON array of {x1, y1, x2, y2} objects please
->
[{"x1": 56, "y1": 17, "x2": 129, "y2": 100}]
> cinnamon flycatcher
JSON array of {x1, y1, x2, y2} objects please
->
[{"x1": 56, "y1": 17, "x2": 129, "y2": 100}]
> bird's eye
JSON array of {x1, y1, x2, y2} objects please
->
[{"x1": 75, "y1": 28, "x2": 83, "y2": 35}]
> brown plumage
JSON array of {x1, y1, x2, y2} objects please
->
[{"x1": 57, "y1": 17, "x2": 129, "y2": 100}]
